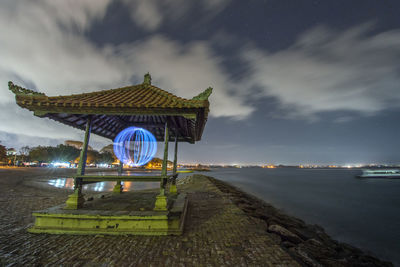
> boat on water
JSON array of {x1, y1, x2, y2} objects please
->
[{"x1": 357, "y1": 169, "x2": 400, "y2": 178}]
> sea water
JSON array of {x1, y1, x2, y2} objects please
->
[{"x1": 209, "y1": 167, "x2": 400, "y2": 265}]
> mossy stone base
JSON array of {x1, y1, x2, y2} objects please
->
[
  {"x1": 64, "y1": 190, "x2": 84, "y2": 210},
  {"x1": 113, "y1": 183, "x2": 123, "y2": 194},
  {"x1": 29, "y1": 193, "x2": 187, "y2": 235},
  {"x1": 153, "y1": 194, "x2": 168, "y2": 211},
  {"x1": 169, "y1": 184, "x2": 177, "y2": 195}
]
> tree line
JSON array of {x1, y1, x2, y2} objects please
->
[
  {"x1": 0, "y1": 142, "x2": 115, "y2": 166},
  {"x1": 0, "y1": 143, "x2": 6, "y2": 162}
]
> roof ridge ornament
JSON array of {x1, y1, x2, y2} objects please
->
[
  {"x1": 8, "y1": 81, "x2": 46, "y2": 97},
  {"x1": 192, "y1": 87, "x2": 213, "y2": 101},
  {"x1": 143, "y1": 73, "x2": 152, "y2": 85}
]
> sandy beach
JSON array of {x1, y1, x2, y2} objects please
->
[{"x1": 0, "y1": 168, "x2": 393, "y2": 266}]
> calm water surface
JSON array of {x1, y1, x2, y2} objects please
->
[
  {"x1": 210, "y1": 168, "x2": 400, "y2": 265},
  {"x1": 47, "y1": 178, "x2": 161, "y2": 191},
  {"x1": 47, "y1": 170, "x2": 164, "y2": 191},
  {"x1": 47, "y1": 170, "x2": 195, "y2": 192}
]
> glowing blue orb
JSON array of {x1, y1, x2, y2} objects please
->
[{"x1": 113, "y1": 127, "x2": 157, "y2": 167}]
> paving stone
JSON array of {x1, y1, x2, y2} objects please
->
[{"x1": 0, "y1": 168, "x2": 299, "y2": 266}]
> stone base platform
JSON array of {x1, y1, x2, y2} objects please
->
[{"x1": 28, "y1": 192, "x2": 188, "y2": 236}]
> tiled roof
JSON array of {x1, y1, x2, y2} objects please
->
[
  {"x1": 8, "y1": 74, "x2": 212, "y2": 142},
  {"x1": 9, "y1": 82, "x2": 210, "y2": 111}
]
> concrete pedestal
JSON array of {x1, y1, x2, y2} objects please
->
[
  {"x1": 29, "y1": 193, "x2": 187, "y2": 236},
  {"x1": 64, "y1": 189, "x2": 85, "y2": 210}
]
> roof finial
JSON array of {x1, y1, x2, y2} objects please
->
[
  {"x1": 143, "y1": 72, "x2": 152, "y2": 85},
  {"x1": 8, "y1": 81, "x2": 46, "y2": 97},
  {"x1": 192, "y1": 87, "x2": 213, "y2": 101}
]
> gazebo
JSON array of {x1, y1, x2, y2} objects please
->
[{"x1": 9, "y1": 74, "x2": 212, "y2": 235}]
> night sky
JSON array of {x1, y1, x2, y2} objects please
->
[{"x1": 1, "y1": 0, "x2": 400, "y2": 165}]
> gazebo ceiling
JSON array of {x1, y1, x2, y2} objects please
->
[{"x1": 9, "y1": 74, "x2": 212, "y2": 143}]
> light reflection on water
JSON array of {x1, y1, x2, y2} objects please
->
[
  {"x1": 47, "y1": 171, "x2": 161, "y2": 192},
  {"x1": 47, "y1": 171, "x2": 196, "y2": 192},
  {"x1": 48, "y1": 178, "x2": 160, "y2": 192}
]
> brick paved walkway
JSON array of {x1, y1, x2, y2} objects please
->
[{"x1": 0, "y1": 168, "x2": 298, "y2": 266}]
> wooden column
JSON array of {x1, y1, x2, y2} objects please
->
[
  {"x1": 170, "y1": 133, "x2": 178, "y2": 194},
  {"x1": 118, "y1": 161, "x2": 123, "y2": 175},
  {"x1": 173, "y1": 134, "x2": 178, "y2": 175},
  {"x1": 65, "y1": 115, "x2": 92, "y2": 209},
  {"x1": 154, "y1": 121, "x2": 169, "y2": 210},
  {"x1": 113, "y1": 161, "x2": 123, "y2": 194},
  {"x1": 77, "y1": 116, "x2": 93, "y2": 176},
  {"x1": 161, "y1": 122, "x2": 169, "y2": 178}
]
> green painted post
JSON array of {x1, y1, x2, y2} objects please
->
[
  {"x1": 173, "y1": 134, "x2": 178, "y2": 175},
  {"x1": 66, "y1": 115, "x2": 92, "y2": 209},
  {"x1": 118, "y1": 161, "x2": 123, "y2": 175},
  {"x1": 154, "y1": 121, "x2": 169, "y2": 210},
  {"x1": 114, "y1": 161, "x2": 124, "y2": 194},
  {"x1": 77, "y1": 116, "x2": 93, "y2": 176},
  {"x1": 161, "y1": 122, "x2": 169, "y2": 178},
  {"x1": 170, "y1": 133, "x2": 178, "y2": 195}
]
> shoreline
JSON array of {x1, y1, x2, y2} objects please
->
[
  {"x1": 0, "y1": 168, "x2": 394, "y2": 266},
  {"x1": 204, "y1": 175, "x2": 393, "y2": 266}
]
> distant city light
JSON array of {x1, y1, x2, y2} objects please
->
[
  {"x1": 113, "y1": 127, "x2": 157, "y2": 167},
  {"x1": 97, "y1": 163, "x2": 110, "y2": 168},
  {"x1": 51, "y1": 162, "x2": 71, "y2": 168}
]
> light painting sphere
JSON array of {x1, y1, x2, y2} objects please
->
[{"x1": 113, "y1": 127, "x2": 157, "y2": 167}]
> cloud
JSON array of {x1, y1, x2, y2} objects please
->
[
  {"x1": 40, "y1": 0, "x2": 112, "y2": 32},
  {"x1": 0, "y1": 0, "x2": 251, "y2": 147},
  {"x1": 242, "y1": 23, "x2": 400, "y2": 119},
  {"x1": 116, "y1": 35, "x2": 254, "y2": 118},
  {"x1": 0, "y1": 0, "x2": 128, "y2": 103},
  {"x1": 122, "y1": 0, "x2": 163, "y2": 31},
  {"x1": 121, "y1": 0, "x2": 231, "y2": 31}
]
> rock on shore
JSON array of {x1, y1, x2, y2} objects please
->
[{"x1": 206, "y1": 175, "x2": 393, "y2": 267}]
